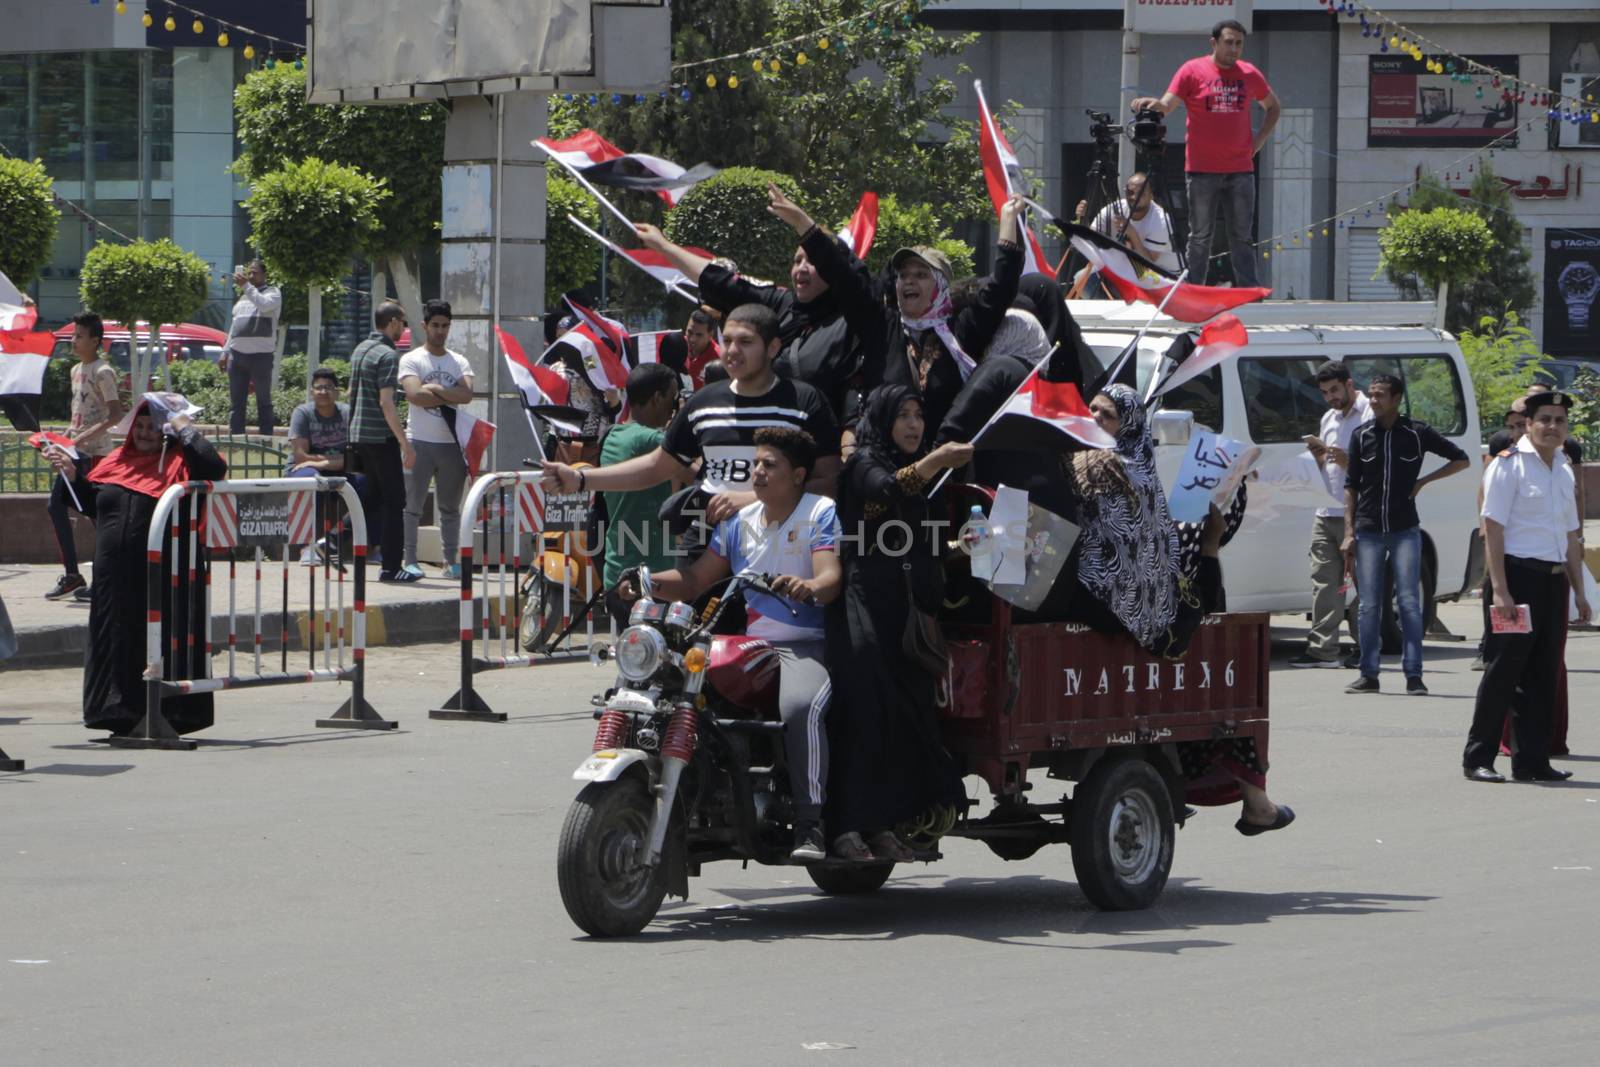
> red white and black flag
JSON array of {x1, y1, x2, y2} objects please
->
[
  {"x1": 976, "y1": 370, "x2": 1116, "y2": 453},
  {"x1": 1, "y1": 269, "x2": 51, "y2": 430},
  {"x1": 438, "y1": 405, "x2": 495, "y2": 478},
  {"x1": 975, "y1": 81, "x2": 1054, "y2": 277},
  {"x1": 838, "y1": 192, "x2": 880, "y2": 259},
  {"x1": 1152, "y1": 315, "x2": 1250, "y2": 398},
  {"x1": 560, "y1": 295, "x2": 631, "y2": 392},
  {"x1": 1066, "y1": 223, "x2": 1271, "y2": 323},
  {"x1": 497, "y1": 326, "x2": 586, "y2": 434},
  {"x1": 535, "y1": 129, "x2": 715, "y2": 207}
]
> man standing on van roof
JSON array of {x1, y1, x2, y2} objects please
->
[
  {"x1": 219, "y1": 258, "x2": 283, "y2": 436},
  {"x1": 1291, "y1": 361, "x2": 1371, "y2": 668},
  {"x1": 1341, "y1": 373, "x2": 1470, "y2": 696},
  {"x1": 1129, "y1": 19, "x2": 1280, "y2": 288},
  {"x1": 1463, "y1": 391, "x2": 1590, "y2": 783}
]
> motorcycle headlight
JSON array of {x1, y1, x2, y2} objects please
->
[{"x1": 615, "y1": 625, "x2": 668, "y2": 682}]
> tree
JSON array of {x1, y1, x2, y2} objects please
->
[
  {"x1": 79, "y1": 238, "x2": 210, "y2": 391},
  {"x1": 1456, "y1": 310, "x2": 1551, "y2": 440},
  {"x1": 574, "y1": 0, "x2": 987, "y2": 232},
  {"x1": 665, "y1": 168, "x2": 805, "y2": 283},
  {"x1": 546, "y1": 174, "x2": 602, "y2": 305},
  {"x1": 0, "y1": 157, "x2": 62, "y2": 288},
  {"x1": 232, "y1": 65, "x2": 446, "y2": 320},
  {"x1": 1376, "y1": 206, "x2": 1494, "y2": 330},
  {"x1": 243, "y1": 158, "x2": 387, "y2": 386},
  {"x1": 837, "y1": 193, "x2": 975, "y2": 279},
  {"x1": 1386, "y1": 167, "x2": 1535, "y2": 333}
]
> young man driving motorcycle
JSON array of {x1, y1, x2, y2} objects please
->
[{"x1": 618, "y1": 427, "x2": 843, "y2": 862}]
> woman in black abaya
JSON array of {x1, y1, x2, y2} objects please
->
[
  {"x1": 46, "y1": 401, "x2": 227, "y2": 735},
  {"x1": 824, "y1": 385, "x2": 972, "y2": 862}
]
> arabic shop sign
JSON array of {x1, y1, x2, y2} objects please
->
[
  {"x1": 1415, "y1": 164, "x2": 1583, "y2": 203},
  {"x1": 1368, "y1": 54, "x2": 1520, "y2": 149}
]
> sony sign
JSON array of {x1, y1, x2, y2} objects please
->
[{"x1": 1125, "y1": 0, "x2": 1254, "y2": 36}]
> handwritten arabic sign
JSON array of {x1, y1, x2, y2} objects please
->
[
  {"x1": 1168, "y1": 431, "x2": 1259, "y2": 524},
  {"x1": 1368, "y1": 54, "x2": 1520, "y2": 149}
]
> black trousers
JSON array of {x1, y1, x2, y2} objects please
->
[
  {"x1": 1464, "y1": 558, "x2": 1568, "y2": 773},
  {"x1": 351, "y1": 440, "x2": 405, "y2": 573}
]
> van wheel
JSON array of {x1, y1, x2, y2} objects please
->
[{"x1": 1069, "y1": 756, "x2": 1174, "y2": 911}]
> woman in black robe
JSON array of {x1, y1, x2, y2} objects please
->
[
  {"x1": 47, "y1": 400, "x2": 227, "y2": 736},
  {"x1": 824, "y1": 385, "x2": 973, "y2": 861}
]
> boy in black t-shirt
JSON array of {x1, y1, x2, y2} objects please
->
[{"x1": 541, "y1": 304, "x2": 840, "y2": 528}]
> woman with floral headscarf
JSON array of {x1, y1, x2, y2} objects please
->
[
  {"x1": 823, "y1": 385, "x2": 973, "y2": 862},
  {"x1": 765, "y1": 185, "x2": 1027, "y2": 441}
]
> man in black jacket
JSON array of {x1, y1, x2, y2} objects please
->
[{"x1": 1341, "y1": 373, "x2": 1469, "y2": 695}]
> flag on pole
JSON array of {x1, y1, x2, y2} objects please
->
[
  {"x1": 534, "y1": 129, "x2": 714, "y2": 207},
  {"x1": 1067, "y1": 224, "x2": 1271, "y2": 323},
  {"x1": 563, "y1": 212, "x2": 706, "y2": 299},
  {"x1": 28, "y1": 430, "x2": 78, "y2": 458},
  {"x1": 976, "y1": 371, "x2": 1116, "y2": 453},
  {"x1": 839, "y1": 192, "x2": 880, "y2": 259},
  {"x1": 561, "y1": 295, "x2": 631, "y2": 390},
  {"x1": 974, "y1": 81, "x2": 1054, "y2": 276},
  {"x1": 498, "y1": 326, "x2": 586, "y2": 433},
  {"x1": 1153, "y1": 315, "x2": 1250, "y2": 398},
  {"x1": 0, "y1": 270, "x2": 52, "y2": 429}
]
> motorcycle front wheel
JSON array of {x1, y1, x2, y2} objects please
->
[
  {"x1": 519, "y1": 572, "x2": 565, "y2": 653},
  {"x1": 557, "y1": 778, "x2": 668, "y2": 937}
]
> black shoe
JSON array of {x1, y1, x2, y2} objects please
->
[
  {"x1": 1406, "y1": 676, "x2": 1428, "y2": 696},
  {"x1": 1463, "y1": 766, "x2": 1505, "y2": 783},
  {"x1": 73, "y1": 584, "x2": 92, "y2": 602},
  {"x1": 1512, "y1": 767, "x2": 1574, "y2": 783},
  {"x1": 1288, "y1": 652, "x2": 1341, "y2": 668},
  {"x1": 378, "y1": 569, "x2": 423, "y2": 584},
  {"x1": 45, "y1": 573, "x2": 86, "y2": 600},
  {"x1": 1341, "y1": 653, "x2": 1361, "y2": 669},
  {"x1": 791, "y1": 821, "x2": 826, "y2": 863},
  {"x1": 1236, "y1": 804, "x2": 1295, "y2": 836},
  {"x1": 1345, "y1": 675, "x2": 1379, "y2": 694}
]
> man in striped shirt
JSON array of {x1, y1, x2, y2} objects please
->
[{"x1": 219, "y1": 259, "x2": 283, "y2": 435}]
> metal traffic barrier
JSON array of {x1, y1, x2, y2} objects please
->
[
  {"x1": 430, "y1": 470, "x2": 609, "y2": 722},
  {"x1": 108, "y1": 476, "x2": 395, "y2": 749}
]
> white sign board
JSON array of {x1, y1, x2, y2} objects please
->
[{"x1": 1125, "y1": 0, "x2": 1254, "y2": 36}]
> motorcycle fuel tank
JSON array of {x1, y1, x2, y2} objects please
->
[{"x1": 706, "y1": 635, "x2": 781, "y2": 712}]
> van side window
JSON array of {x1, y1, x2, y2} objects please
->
[
  {"x1": 1156, "y1": 366, "x2": 1224, "y2": 434},
  {"x1": 1239, "y1": 358, "x2": 1324, "y2": 443},
  {"x1": 1344, "y1": 355, "x2": 1466, "y2": 436}
]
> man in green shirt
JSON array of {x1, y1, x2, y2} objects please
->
[
  {"x1": 600, "y1": 363, "x2": 682, "y2": 628},
  {"x1": 347, "y1": 300, "x2": 417, "y2": 582}
]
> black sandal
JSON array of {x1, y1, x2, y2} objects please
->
[{"x1": 1235, "y1": 804, "x2": 1295, "y2": 836}]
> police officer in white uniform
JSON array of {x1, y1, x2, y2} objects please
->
[{"x1": 1463, "y1": 391, "x2": 1592, "y2": 783}]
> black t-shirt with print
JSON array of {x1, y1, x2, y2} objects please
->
[{"x1": 661, "y1": 377, "x2": 840, "y2": 494}]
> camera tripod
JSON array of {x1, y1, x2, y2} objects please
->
[{"x1": 1059, "y1": 109, "x2": 1185, "y2": 296}]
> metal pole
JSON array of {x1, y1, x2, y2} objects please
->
[{"x1": 1120, "y1": 1, "x2": 1140, "y2": 185}]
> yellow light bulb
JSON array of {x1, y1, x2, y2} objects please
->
[
  {"x1": 193, "y1": 18, "x2": 204, "y2": 34},
  {"x1": 115, "y1": 0, "x2": 126, "y2": 14},
  {"x1": 141, "y1": 11, "x2": 152, "y2": 26},
  {"x1": 1262, "y1": 251, "x2": 1271, "y2": 260},
  {"x1": 753, "y1": 59, "x2": 763, "y2": 73},
  {"x1": 164, "y1": 15, "x2": 176, "y2": 31},
  {"x1": 1321, "y1": 227, "x2": 1329, "y2": 236},
  {"x1": 705, "y1": 74, "x2": 717, "y2": 88},
  {"x1": 218, "y1": 31, "x2": 229, "y2": 47},
  {"x1": 243, "y1": 43, "x2": 254, "y2": 59},
  {"x1": 819, "y1": 37, "x2": 830, "y2": 50},
  {"x1": 796, "y1": 52, "x2": 808, "y2": 66},
  {"x1": 1389, "y1": 35, "x2": 1399, "y2": 48},
  {"x1": 728, "y1": 75, "x2": 739, "y2": 88},
  {"x1": 769, "y1": 58, "x2": 780, "y2": 71}
]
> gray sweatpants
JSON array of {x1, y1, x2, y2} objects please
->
[
  {"x1": 404, "y1": 439, "x2": 469, "y2": 567},
  {"x1": 1308, "y1": 514, "x2": 1353, "y2": 660},
  {"x1": 774, "y1": 639, "x2": 831, "y2": 824}
]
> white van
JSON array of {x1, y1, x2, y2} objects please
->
[{"x1": 1071, "y1": 300, "x2": 1484, "y2": 621}]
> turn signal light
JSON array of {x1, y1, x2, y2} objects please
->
[{"x1": 683, "y1": 647, "x2": 708, "y2": 674}]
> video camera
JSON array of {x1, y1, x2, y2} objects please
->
[{"x1": 1085, "y1": 106, "x2": 1167, "y2": 153}]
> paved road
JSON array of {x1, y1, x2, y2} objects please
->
[{"x1": 2, "y1": 600, "x2": 1596, "y2": 1065}]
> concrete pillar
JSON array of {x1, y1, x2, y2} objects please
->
[
  {"x1": 440, "y1": 92, "x2": 548, "y2": 475},
  {"x1": 1269, "y1": 107, "x2": 1315, "y2": 301}
]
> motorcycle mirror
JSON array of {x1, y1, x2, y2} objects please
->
[{"x1": 588, "y1": 642, "x2": 613, "y2": 668}]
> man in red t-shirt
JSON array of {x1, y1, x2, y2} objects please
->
[{"x1": 1130, "y1": 19, "x2": 1281, "y2": 288}]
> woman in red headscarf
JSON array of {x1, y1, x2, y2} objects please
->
[{"x1": 45, "y1": 399, "x2": 227, "y2": 735}]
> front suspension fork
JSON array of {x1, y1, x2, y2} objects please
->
[{"x1": 644, "y1": 702, "x2": 700, "y2": 866}]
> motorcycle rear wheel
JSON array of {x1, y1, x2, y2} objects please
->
[
  {"x1": 807, "y1": 863, "x2": 894, "y2": 895},
  {"x1": 558, "y1": 778, "x2": 668, "y2": 937}
]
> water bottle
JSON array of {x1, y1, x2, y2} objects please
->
[{"x1": 965, "y1": 505, "x2": 994, "y2": 579}]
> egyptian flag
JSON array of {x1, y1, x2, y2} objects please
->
[
  {"x1": 838, "y1": 192, "x2": 880, "y2": 259},
  {"x1": 1067, "y1": 224, "x2": 1271, "y2": 323},
  {"x1": 535, "y1": 129, "x2": 713, "y2": 207},
  {"x1": 438, "y1": 406, "x2": 496, "y2": 478},
  {"x1": 1153, "y1": 315, "x2": 1249, "y2": 398},
  {"x1": 977, "y1": 371, "x2": 1115, "y2": 453},
  {"x1": 498, "y1": 326, "x2": 585, "y2": 434},
  {"x1": 29, "y1": 429, "x2": 77, "y2": 458},
  {"x1": 561, "y1": 296, "x2": 631, "y2": 391},
  {"x1": 0, "y1": 272, "x2": 52, "y2": 430},
  {"x1": 975, "y1": 81, "x2": 1053, "y2": 277},
  {"x1": 618, "y1": 247, "x2": 706, "y2": 291}
]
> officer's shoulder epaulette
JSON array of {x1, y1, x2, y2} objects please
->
[{"x1": 1496, "y1": 449, "x2": 1515, "y2": 459}]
